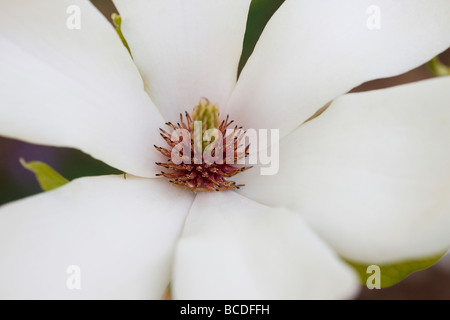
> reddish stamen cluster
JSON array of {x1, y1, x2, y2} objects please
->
[{"x1": 154, "y1": 111, "x2": 252, "y2": 192}]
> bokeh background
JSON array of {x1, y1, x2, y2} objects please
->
[{"x1": 0, "y1": 0, "x2": 448, "y2": 299}]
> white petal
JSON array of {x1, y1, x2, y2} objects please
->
[
  {"x1": 172, "y1": 191, "x2": 359, "y2": 299},
  {"x1": 0, "y1": 175, "x2": 194, "y2": 299},
  {"x1": 226, "y1": 0, "x2": 450, "y2": 137},
  {"x1": 238, "y1": 77, "x2": 450, "y2": 264},
  {"x1": 113, "y1": 0, "x2": 251, "y2": 121},
  {"x1": 0, "y1": 0, "x2": 165, "y2": 177}
]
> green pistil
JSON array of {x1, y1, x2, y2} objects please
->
[
  {"x1": 192, "y1": 99, "x2": 220, "y2": 150},
  {"x1": 112, "y1": 13, "x2": 132, "y2": 57}
]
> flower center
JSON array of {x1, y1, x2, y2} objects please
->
[{"x1": 154, "y1": 98, "x2": 252, "y2": 192}]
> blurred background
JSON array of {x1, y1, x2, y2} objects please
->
[{"x1": 0, "y1": 0, "x2": 448, "y2": 299}]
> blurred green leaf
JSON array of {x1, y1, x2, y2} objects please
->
[
  {"x1": 428, "y1": 56, "x2": 450, "y2": 77},
  {"x1": 112, "y1": 13, "x2": 132, "y2": 56},
  {"x1": 238, "y1": 0, "x2": 285, "y2": 76},
  {"x1": 345, "y1": 252, "x2": 446, "y2": 288},
  {"x1": 20, "y1": 158, "x2": 69, "y2": 191}
]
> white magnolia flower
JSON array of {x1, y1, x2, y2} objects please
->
[{"x1": 0, "y1": 0, "x2": 449, "y2": 299}]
